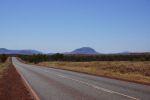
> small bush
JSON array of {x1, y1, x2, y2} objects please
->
[{"x1": 0, "y1": 54, "x2": 8, "y2": 63}]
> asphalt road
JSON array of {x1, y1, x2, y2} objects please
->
[{"x1": 12, "y1": 57, "x2": 150, "y2": 100}]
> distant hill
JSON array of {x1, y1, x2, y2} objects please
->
[
  {"x1": 1, "y1": 48, "x2": 149, "y2": 55},
  {"x1": 0, "y1": 48, "x2": 42, "y2": 55},
  {"x1": 69, "y1": 47, "x2": 99, "y2": 54}
]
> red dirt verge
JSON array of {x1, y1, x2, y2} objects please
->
[{"x1": 0, "y1": 60, "x2": 33, "y2": 100}]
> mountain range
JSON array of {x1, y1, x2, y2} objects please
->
[
  {"x1": 0, "y1": 47, "x2": 99, "y2": 55},
  {"x1": 0, "y1": 48, "x2": 42, "y2": 55},
  {"x1": 0, "y1": 47, "x2": 148, "y2": 55}
]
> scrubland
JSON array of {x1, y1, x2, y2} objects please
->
[{"x1": 38, "y1": 61, "x2": 150, "y2": 84}]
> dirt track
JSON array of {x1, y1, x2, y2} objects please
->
[{"x1": 0, "y1": 60, "x2": 33, "y2": 100}]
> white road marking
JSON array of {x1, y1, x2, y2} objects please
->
[{"x1": 57, "y1": 74, "x2": 140, "y2": 100}]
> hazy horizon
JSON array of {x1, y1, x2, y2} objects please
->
[{"x1": 1, "y1": 0, "x2": 150, "y2": 53}]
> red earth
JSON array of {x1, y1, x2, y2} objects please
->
[{"x1": 0, "y1": 61, "x2": 33, "y2": 100}]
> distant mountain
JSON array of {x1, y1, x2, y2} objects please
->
[
  {"x1": 69, "y1": 47, "x2": 99, "y2": 54},
  {"x1": 0, "y1": 48, "x2": 42, "y2": 55}
]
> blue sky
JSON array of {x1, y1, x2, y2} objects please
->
[{"x1": 0, "y1": 0, "x2": 150, "y2": 53}]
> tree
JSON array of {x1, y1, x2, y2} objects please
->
[{"x1": 0, "y1": 54, "x2": 8, "y2": 63}]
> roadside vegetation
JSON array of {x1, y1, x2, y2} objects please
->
[
  {"x1": 0, "y1": 54, "x2": 9, "y2": 74},
  {"x1": 0, "y1": 54, "x2": 8, "y2": 63},
  {"x1": 18, "y1": 53, "x2": 150, "y2": 84},
  {"x1": 38, "y1": 61, "x2": 150, "y2": 84},
  {"x1": 19, "y1": 53, "x2": 150, "y2": 64},
  {"x1": 0, "y1": 64, "x2": 6, "y2": 74}
]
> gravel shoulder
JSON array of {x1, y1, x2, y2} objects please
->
[{"x1": 0, "y1": 59, "x2": 33, "y2": 100}]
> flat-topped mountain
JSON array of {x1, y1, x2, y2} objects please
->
[{"x1": 70, "y1": 47, "x2": 99, "y2": 54}]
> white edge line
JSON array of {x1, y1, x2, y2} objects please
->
[
  {"x1": 57, "y1": 74, "x2": 140, "y2": 100},
  {"x1": 12, "y1": 59, "x2": 40, "y2": 100}
]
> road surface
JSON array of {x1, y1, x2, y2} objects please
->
[{"x1": 12, "y1": 57, "x2": 150, "y2": 100}]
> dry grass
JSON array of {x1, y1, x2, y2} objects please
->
[
  {"x1": 0, "y1": 58, "x2": 10, "y2": 76},
  {"x1": 38, "y1": 61, "x2": 150, "y2": 84},
  {"x1": 0, "y1": 63, "x2": 8, "y2": 78},
  {"x1": 0, "y1": 64, "x2": 6, "y2": 73}
]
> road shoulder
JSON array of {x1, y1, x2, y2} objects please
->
[{"x1": 0, "y1": 58, "x2": 33, "y2": 100}]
